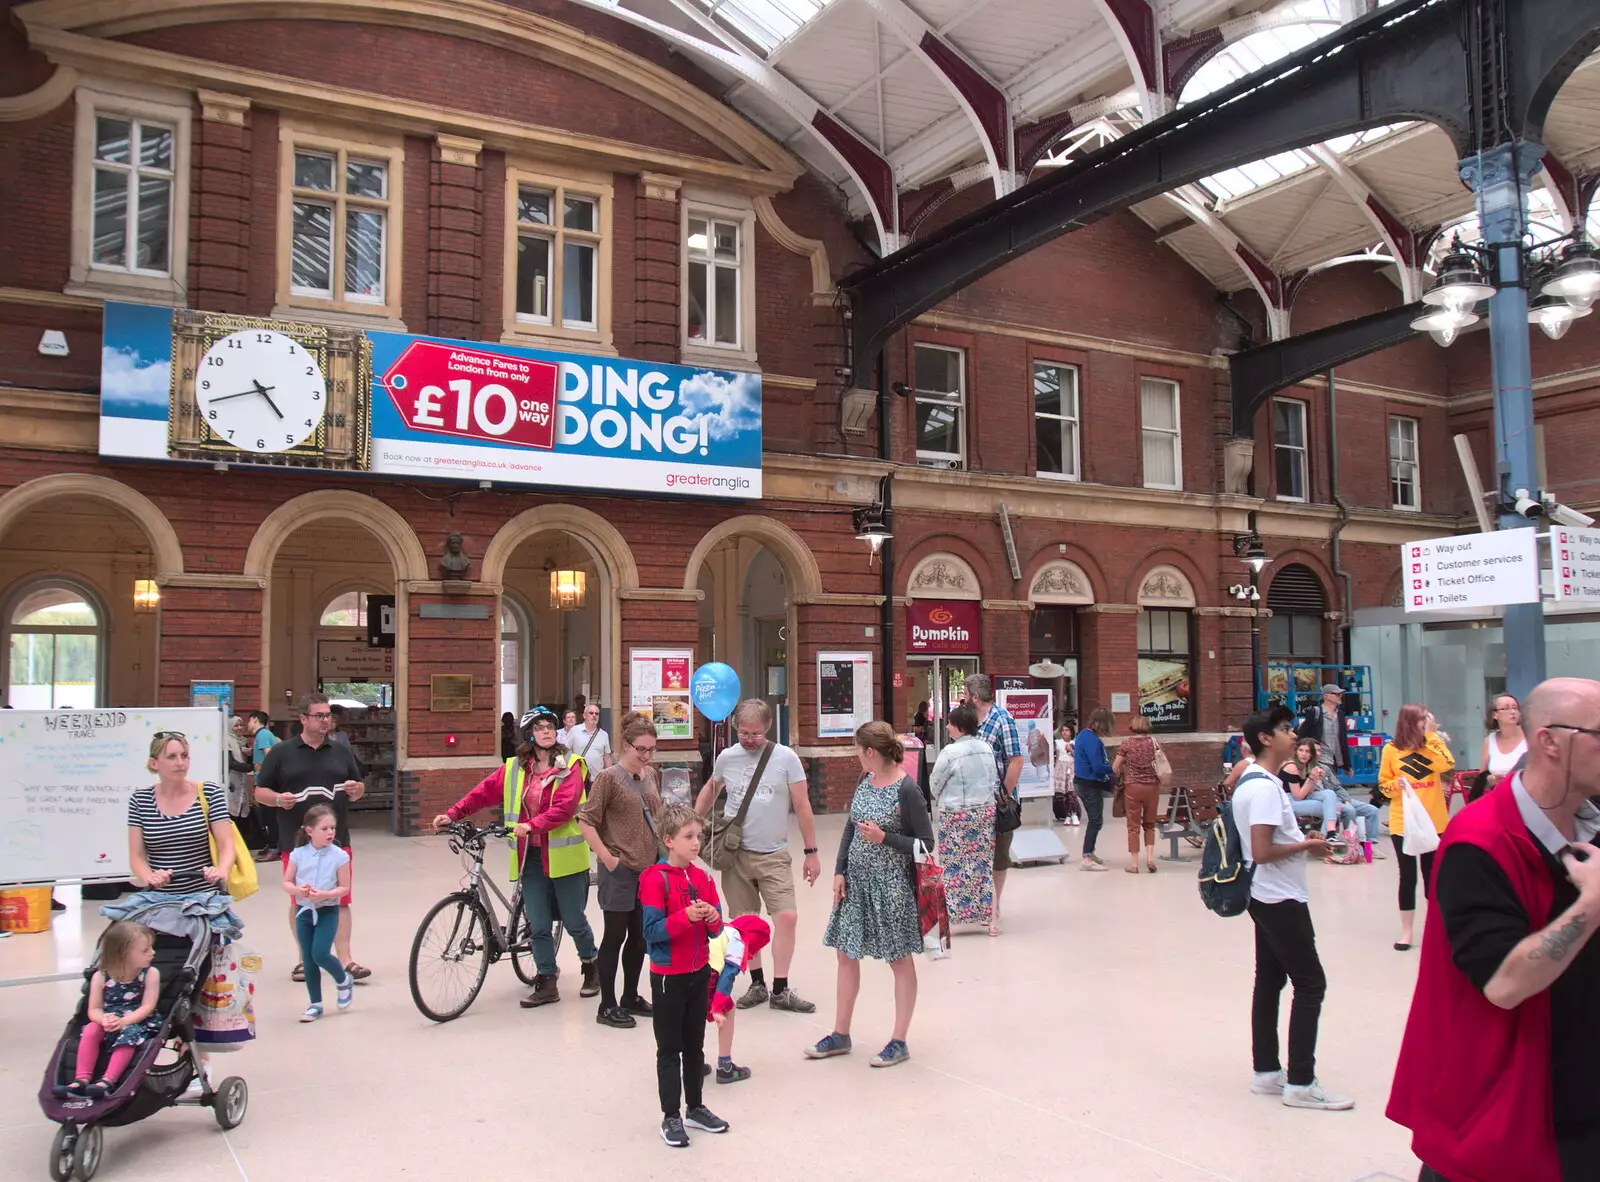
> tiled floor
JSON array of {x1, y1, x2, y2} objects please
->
[{"x1": 1, "y1": 810, "x2": 1426, "y2": 1182}]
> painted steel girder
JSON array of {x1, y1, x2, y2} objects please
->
[{"x1": 839, "y1": 0, "x2": 1600, "y2": 369}]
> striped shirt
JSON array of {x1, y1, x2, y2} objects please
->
[{"x1": 127, "y1": 782, "x2": 228, "y2": 894}]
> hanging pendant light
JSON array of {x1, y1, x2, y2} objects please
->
[
  {"x1": 1540, "y1": 240, "x2": 1600, "y2": 312},
  {"x1": 1420, "y1": 243, "x2": 1494, "y2": 313},
  {"x1": 1410, "y1": 306, "x2": 1479, "y2": 348},
  {"x1": 1528, "y1": 265, "x2": 1591, "y2": 340},
  {"x1": 133, "y1": 578, "x2": 161, "y2": 614},
  {"x1": 548, "y1": 535, "x2": 587, "y2": 611}
]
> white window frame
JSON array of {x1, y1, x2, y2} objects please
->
[
  {"x1": 680, "y1": 189, "x2": 757, "y2": 368},
  {"x1": 502, "y1": 163, "x2": 613, "y2": 351},
  {"x1": 1140, "y1": 377, "x2": 1183, "y2": 491},
  {"x1": 1272, "y1": 397, "x2": 1309, "y2": 502},
  {"x1": 1389, "y1": 415, "x2": 1421, "y2": 511},
  {"x1": 275, "y1": 123, "x2": 404, "y2": 325},
  {"x1": 913, "y1": 343, "x2": 967, "y2": 469},
  {"x1": 68, "y1": 85, "x2": 192, "y2": 304},
  {"x1": 1033, "y1": 360, "x2": 1080, "y2": 481}
]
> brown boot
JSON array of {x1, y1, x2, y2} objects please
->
[
  {"x1": 579, "y1": 958, "x2": 600, "y2": 998},
  {"x1": 520, "y1": 974, "x2": 559, "y2": 1008}
]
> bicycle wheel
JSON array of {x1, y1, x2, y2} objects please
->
[
  {"x1": 508, "y1": 904, "x2": 536, "y2": 985},
  {"x1": 409, "y1": 892, "x2": 493, "y2": 1022}
]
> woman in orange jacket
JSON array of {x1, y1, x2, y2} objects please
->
[{"x1": 1378, "y1": 703, "x2": 1455, "y2": 951}]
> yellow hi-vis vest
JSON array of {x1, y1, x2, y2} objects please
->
[{"x1": 504, "y1": 755, "x2": 589, "y2": 879}]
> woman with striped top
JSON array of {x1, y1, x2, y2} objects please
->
[{"x1": 128, "y1": 732, "x2": 236, "y2": 894}]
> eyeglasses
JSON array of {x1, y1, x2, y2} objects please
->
[
  {"x1": 631, "y1": 743, "x2": 658, "y2": 756},
  {"x1": 1547, "y1": 723, "x2": 1600, "y2": 740},
  {"x1": 153, "y1": 730, "x2": 186, "y2": 741},
  {"x1": 736, "y1": 729, "x2": 766, "y2": 740},
  {"x1": 304, "y1": 712, "x2": 332, "y2": 720}
]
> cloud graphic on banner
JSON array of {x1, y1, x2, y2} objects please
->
[
  {"x1": 678, "y1": 370, "x2": 760, "y2": 440},
  {"x1": 101, "y1": 346, "x2": 170, "y2": 408}
]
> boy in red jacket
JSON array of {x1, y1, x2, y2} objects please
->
[{"x1": 640, "y1": 802, "x2": 728, "y2": 1148}]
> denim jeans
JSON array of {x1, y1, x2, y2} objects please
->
[
  {"x1": 1290, "y1": 789, "x2": 1344, "y2": 833},
  {"x1": 1345, "y1": 799, "x2": 1383, "y2": 844},
  {"x1": 1077, "y1": 780, "x2": 1109, "y2": 856},
  {"x1": 520, "y1": 855, "x2": 598, "y2": 977}
]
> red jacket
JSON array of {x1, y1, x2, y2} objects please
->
[
  {"x1": 444, "y1": 758, "x2": 585, "y2": 875},
  {"x1": 1386, "y1": 775, "x2": 1560, "y2": 1182},
  {"x1": 641, "y1": 860, "x2": 722, "y2": 974}
]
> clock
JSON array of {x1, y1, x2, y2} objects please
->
[
  {"x1": 197, "y1": 330, "x2": 326, "y2": 453},
  {"x1": 167, "y1": 310, "x2": 371, "y2": 470}
]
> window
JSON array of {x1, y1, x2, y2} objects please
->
[
  {"x1": 277, "y1": 127, "x2": 403, "y2": 321},
  {"x1": 6, "y1": 581, "x2": 103, "y2": 709},
  {"x1": 503, "y1": 166, "x2": 613, "y2": 348},
  {"x1": 681, "y1": 193, "x2": 757, "y2": 365},
  {"x1": 1140, "y1": 378, "x2": 1182, "y2": 490},
  {"x1": 1137, "y1": 608, "x2": 1193, "y2": 732},
  {"x1": 1389, "y1": 415, "x2": 1420, "y2": 510},
  {"x1": 1273, "y1": 398, "x2": 1308, "y2": 501},
  {"x1": 500, "y1": 596, "x2": 532, "y2": 717},
  {"x1": 914, "y1": 344, "x2": 965, "y2": 468},
  {"x1": 319, "y1": 591, "x2": 371, "y2": 628},
  {"x1": 1034, "y1": 362, "x2": 1080, "y2": 480},
  {"x1": 70, "y1": 88, "x2": 191, "y2": 301}
]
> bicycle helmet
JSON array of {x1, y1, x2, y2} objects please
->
[{"x1": 519, "y1": 706, "x2": 559, "y2": 733}]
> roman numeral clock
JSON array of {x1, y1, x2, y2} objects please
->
[{"x1": 167, "y1": 310, "x2": 371, "y2": 469}]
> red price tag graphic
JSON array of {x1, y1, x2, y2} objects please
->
[{"x1": 383, "y1": 340, "x2": 559, "y2": 450}]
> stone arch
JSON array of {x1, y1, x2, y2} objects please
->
[
  {"x1": 483, "y1": 504, "x2": 639, "y2": 591},
  {"x1": 1122, "y1": 546, "x2": 1208, "y2": 606},
  {"x1": 904, "y1": 549, "x2": 984, "y2": 600},
  {"x1": 1027, "y1": 559, "x2": 1096, "y2": 605},
  {"x1": 243, "y1": 490, "x2": 428, "y2": 582},
  {"x1": 0, "y1": 473, "x2": 185, "y2": 577},
  {"x1": 1136, "y1": 564, "x2": 1197, "y2": 609},
  {"x1": 1022, "y1": 543, "x2": 1108, "y2": 604},
  {"x1": 682, "y1": 515, "x2": 822, "y2": 602},
  {"x1": 1263, "y1": 550, "x2": 1335, "y2": 604}
]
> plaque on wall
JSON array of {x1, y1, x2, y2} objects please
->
[{"x1": 430, "y1": 674, "x2": 473, "y2": 712}]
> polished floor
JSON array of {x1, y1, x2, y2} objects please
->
[{"x1": 1, "y1": 808, "x2": 1427, "y2": 1182}]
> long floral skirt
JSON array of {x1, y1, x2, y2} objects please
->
[{"x1": 937, "y1": 802, "x2": 996, "y2": 926}]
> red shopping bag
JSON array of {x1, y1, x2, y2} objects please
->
[{"x1": 915, "y1": 852, "x2": 951, "y2": 950}]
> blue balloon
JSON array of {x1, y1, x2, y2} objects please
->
[{"x1": 691, "y1": 662, "x2": 741, "y2": 722}]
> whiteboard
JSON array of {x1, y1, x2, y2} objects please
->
[{"x1": 0, "y1": 707, "x2": 227, "y2": 887}]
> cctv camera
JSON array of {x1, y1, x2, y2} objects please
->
[
  {"x1": 1549, "y1": 502, "x2": 1596, "y2": 529},
  {"x1": 890, "y1": 381, "x2": 912, "y2": 397},
  {"x1": 1512, "y1": 488, "x2": 1544, "y2": 519}
]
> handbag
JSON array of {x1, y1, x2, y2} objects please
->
[
  {"x1": 192, "y1": 935, "x2": 259, "y2": 1050},
  {"x1": 1112, "y1": 785, "x2": 1126, "y2": 819},
  {"x1": 706, "y1": 742, "x2": 773, "y2": 871},
  {"x1": 912, "y1": 840, "x2": 951, "y2": 950},
  {"x1": 995, "y1": 789, "x2": 1022, "y2": 833},
  {"x1": 1400, "y1": 779, "x2": 1441, "y2": 856},
  {"x1": 1152, "y1": 741, "x2": 1174, "y2": 789},
  {"x1": 198, "y1": 781, "x2": 259, "y2": 901}
]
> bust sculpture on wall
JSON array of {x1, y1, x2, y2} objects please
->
[{"x1": 440, "y1": 533, "x2": 471, "y2": 580}]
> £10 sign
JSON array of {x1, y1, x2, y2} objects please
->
[{"x1": 382, "y1": 340, "x2": 559, "y2": 450}]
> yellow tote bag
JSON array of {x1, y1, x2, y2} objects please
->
[{"x1": 198, "y1": 782, "x2": 259, "y2": 900}]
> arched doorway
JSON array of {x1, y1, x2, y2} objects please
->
[
  {"x1": 1266, "y1": 562, "x2": 1330, "y2": 704},
  {"x1": 3, "y1": 579, "x2": 106, "y2": 708},
  {"x1": 904, "y1": 551, "x2": 983, "y2": 755},
  {"x1": 1027, "y1": 558, "x2": 1095, "y2": 726}
]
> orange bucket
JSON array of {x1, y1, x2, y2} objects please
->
[{"x1": 0, "y1": 887, "x2": 53, "y2": 933}]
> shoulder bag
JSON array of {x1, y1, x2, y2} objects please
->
[
  {"x1": 995, "y1": 786, "x2": 1023, "y2": 833},
  {"x1": 1152, "y1": 740, "x2": 1174, "y2": 789},
  {"x1": 707, "y1": 742, "x2": 774, "y2": 870},
  {"x1": 197, "y1": 781, "x2": 259, "y2": 901}
]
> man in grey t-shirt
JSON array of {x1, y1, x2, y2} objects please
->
[{"x1": 695, "y1": 698, "x2": 821, "y2": 1013}]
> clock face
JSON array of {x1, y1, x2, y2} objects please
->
[{"x1": 197, "y1": 329, "x2": 327, "y2": 453}]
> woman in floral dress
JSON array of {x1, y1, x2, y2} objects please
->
[
  {"x1": 929, "y1": 703, "x2": 998, "y2": 931},
  {"x1": 805, "y1": 721, "x2": 935, "y2": 1069}
]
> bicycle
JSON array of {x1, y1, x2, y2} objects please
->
[{"x1": 408, "y1": 820, "x2": 564, "y2": 1022}]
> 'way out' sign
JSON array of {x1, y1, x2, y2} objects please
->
[{"x1": 1401, "y1": 530, "x2": 1540, "y2": 612}]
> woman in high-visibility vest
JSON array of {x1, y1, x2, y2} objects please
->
[{"x1": 434, "y1": 706, "x2": 600, "y2": 1008}]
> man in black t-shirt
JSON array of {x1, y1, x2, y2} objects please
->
[{"x1": 255, "y1": 693, "x2": 370, "y2": 981}]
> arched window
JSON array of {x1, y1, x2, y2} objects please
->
[
  {"x1": 1136, "y1": 566, "x2": 1197, "y2": 732},
  {"x1": 320, "y1": 591, "x2": 370, "y2": 627},
  {"x1": 500, "y1": 593, "x2": 533, "y2": 716},
  {"x1": 1267, "y1": 564, "x2": 1327, "y2": 662},
  {"x1": 6, "y1": 579, "x2": 105, "y2": 708}
]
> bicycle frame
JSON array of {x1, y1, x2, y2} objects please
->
[{"x1": 458, "y1": 838, "x2": 521, "y2": 956}]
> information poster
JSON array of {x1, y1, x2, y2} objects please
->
[
  {"x1": 999, "y1": 688, "x2": 1054, "y2": 800},
  {"x1": 631, "y1": 649, "x2": 692, "y2": 739},
  {"x1": 190, "y1": 680, "x2": 233, "y2": 716},
  {"x1": 1137, "y1": 658, "x2": 1193, "y2": 730},
  {"x1": 817, "y1": 651, "x2": 873, "y2": 739}
]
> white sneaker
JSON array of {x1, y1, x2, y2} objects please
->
[
  {"x1": 1079, "y1": 859, "x2": 1108, "y2": 872},
  {"x1": 1251, "y1": 1070, "x2": 1286, "y2": 1095},
  {"x1": 1282, "y1": 1080, "x2": 1354, "y2": 1110},
  {"x1": 300, "y1": 1004, "x2": 323, "y2": 1023}
]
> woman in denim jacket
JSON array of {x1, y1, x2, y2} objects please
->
[{"x1": 930, "y1": 703, "x2": 1000, "y2": 932}]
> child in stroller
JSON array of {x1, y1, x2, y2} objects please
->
[
  {"x1": 53, "y1": 923, "x2": 162, "y2": 1098},
  {"x1": 39, "y1": 898, "x2": 248, "y2": 1182}
]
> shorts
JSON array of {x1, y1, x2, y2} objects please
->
[
  {"x1": 720, "y1": 847, "x2": 797, "y2": 917},
  {"x1": 280, "y1": 845, "x2": 353, "y2": 907},
  {"x1": 993, "y1": 828, "x2": 1013, "y2": 872}
]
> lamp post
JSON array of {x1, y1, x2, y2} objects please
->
[
  {"x1": 1232, "y1": 521, "x2": 1271, "y2": 707},
  {"x1": 1410, "y1": 142, "x2": 1600, "y2": 699}
]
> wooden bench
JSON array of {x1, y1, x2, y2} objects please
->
[{"x1": 1159, "y1": 782, "x2": 1226, "y2": 861}]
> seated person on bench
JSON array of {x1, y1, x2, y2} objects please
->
[{"x1": 1281, "y1": 739, "x2": 1383, "y2": 862}]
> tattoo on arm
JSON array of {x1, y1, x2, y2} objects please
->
[{"x1": 1531, "y1": 911, "x2": 1589, "y2": 963}]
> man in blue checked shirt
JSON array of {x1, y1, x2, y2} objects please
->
[{"x1": 963, "y1": 674, "x2": 1023, "y2": 931}]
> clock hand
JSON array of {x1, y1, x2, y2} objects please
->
[
  {"x1": 209, "y1": 386, "x2": 277, "y2": 403},
  {"x1": 251, "y1": 380, "x2": 284, "y2": 420}
]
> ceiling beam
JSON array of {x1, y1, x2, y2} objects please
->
[{"x1": 1305, "y1": 144, "x2": 1427, "y2": 300}]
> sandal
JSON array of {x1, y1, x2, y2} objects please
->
[
  {"x1": 291, "y1": 962, "x2": 304, "y2": 982},
  {"x1": 1124, "y1": 865, "x2": 1141, "y2": 875},
  {"x1": 344, "y1": 962, "x2": 372, "y2": 981},
  {"x1": 1146, "y1": 862, "x2": 1158, "y2": 873}
]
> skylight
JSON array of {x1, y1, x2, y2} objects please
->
[
  {"x1": 693, "y1": 0, "x2": 836, "y2": 54},
  {"x1": 1430, "y1": 188, "x2": 1597, "y2": 266}
]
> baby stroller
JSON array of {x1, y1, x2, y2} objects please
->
[{"x1": 37, "y1": 898, "x2": 248, "y2": 1180}]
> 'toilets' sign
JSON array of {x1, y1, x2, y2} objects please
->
[
  {"x1": 1401, "y1": 529, "x2": 1540, "y2": 613},
  {"x1": 1551, "y1": 526, "x2": 1600, "y2": 602}
]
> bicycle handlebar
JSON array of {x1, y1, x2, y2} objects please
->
[{"x1": 440, "y1": 819, "x2": 513, "y2": 851}]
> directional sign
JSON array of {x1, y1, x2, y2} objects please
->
[
  {"x1": 1551, "y1": 525, "x2": 1600, "y2": 601},
  {"x1": 381, "y1": 339, "x2": 558, "y2": 451},
  {"x1": 1402, "y1": 530, "x2": 1540, "y2": 613}
]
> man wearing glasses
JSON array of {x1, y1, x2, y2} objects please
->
[
  {"x1": 1390, "y1": 678, "x2": 1600, "y2": 1181},
  {"x1": 696, "y1": 698, "x2": 821, "y2": 1014},
  {"x1": 255, "y1": 692, "x2": 370, "y2": 982}
]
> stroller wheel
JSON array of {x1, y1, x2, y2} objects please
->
[
  {"x1": 48, "y1": 1125, "x2": 75, "y2": 1182},
  {"x1": 214, "y1": 1076, "x2": 248, "y2": 1129},
  {"x1": 72, "y1": 1124, "x2": 102, "y2": 1180}
]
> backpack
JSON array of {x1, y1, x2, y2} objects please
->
[{"x1": 1198, "y1": 799, "x2": 1254, "y2": 917}]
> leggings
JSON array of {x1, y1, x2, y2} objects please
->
[
  {"x1": 295, "y1": 907, "x2": 347, "y2": 1004},
  {"x1": 74, "y1": 1023, "x2": 136, "y2": 1084},
  {"x1": 1393, "y1": 834, "x2": 1436, "y2": 912},
  {"x1": 598, "y1": 906, "x2": 645, "y2": 1009},
  {"x1": 651, "y1": 966, "x2": 710, "y2": 1117}
]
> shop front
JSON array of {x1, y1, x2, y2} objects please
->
[
  {"x1": 1026, "y1": 558, "x2": 1095, "y2": 728},
  {"x1": 904, "y1": 597, "x2": 983, "y2": 756}
]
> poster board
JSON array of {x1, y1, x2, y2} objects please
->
[
  {"x1": 0, "y1": 707, "x2": 227, "y2": 886},
  {"x1": 999, "y1": 688, "x2": 1054, "y2": 800},
  {"x1": 630, "y1": 649, "x2": 692, "y2": 739},
  {"x1": 817, "y1": 651, "x2": 873, "y2": 739},
  {"x1": 190, "y1": 680, "x2": 233, "y2": 715}
]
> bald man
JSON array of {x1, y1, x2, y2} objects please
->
[{"x1": 1389, "y1": 677, "x2": 1600, "y2": 1182}]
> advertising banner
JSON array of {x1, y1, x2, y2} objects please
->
[
  {"x1": 998, "y1": 688, "x2": 1054, "y2": 800},
  {"x1": 1137, "y1": 657, "x2": 1192, "y2": 730},
  {"x1": 817, "y1": 651, "x2": 873, "y2": 739},
  {"x1": 905, "y1": 600, "x2": 981, "y2": 654}
]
